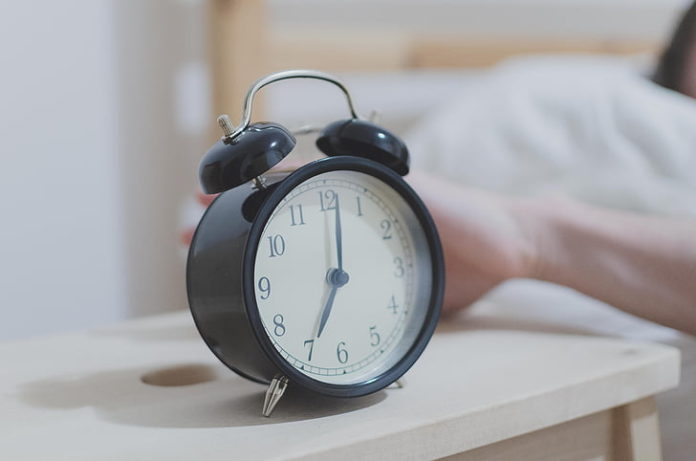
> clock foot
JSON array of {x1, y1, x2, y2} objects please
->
[
  {"x1": 251, "y1": 176, "x2": 267, "y2": 191},
  {"x1": 262, "y1": 374, "x2": 288, "y2": 417},
  {"x1": 394, "y1": 378, "x2": 405, "y2": 389}
]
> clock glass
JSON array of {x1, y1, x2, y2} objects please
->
[{"x1": 252, "y1": 169, "x2": 433, "y2": 385}]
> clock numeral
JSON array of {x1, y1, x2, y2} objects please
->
[
  {"x1": 319, "y1": 190, "x2": 337, "y2": 211},
  {"x1": 387, "y1": 295, "x2": 399, "y2": 314},
  {"x1": 303, "y1": 339, "x2": 315, "y2": 361},
  {"x1": 381, "y1": 219, "x2": 393, "y2": 240},
  {"x1": 355, "y1": 196, "x2": 363, "y2": 216},
  {"x1": 257, "y1": 276, "x2": 271, "y2": 299},
  {"x1": 272, "y1": 314, "x2": 286, "y2": 337},
  {"x1": 393, "y1": 257, "x2": 405, "y2": 278},
  {"x1": 267, "y1": 234, "x2": 286, "y2": 257},
  {"x1": 289, "y1": 204, "x2": 306, "y2": 226},
  {"x1": 369, "y1": 326, "x2": 381, "y2": 347},
  {"x1": 336, "y1": 341, "x2": 349, "y2": 364}
]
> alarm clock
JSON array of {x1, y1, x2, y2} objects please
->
[{"x1": 187, "y1": 70, "x2": 444, "y2": 417}]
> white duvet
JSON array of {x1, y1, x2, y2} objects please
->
[
  {"x1": 407, "y1": 56, "x2": 696, "y2": 216},
  {"x1": 404, "y1": 56, "x2": 696, "y2": 460}
]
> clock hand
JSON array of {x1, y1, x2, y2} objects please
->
[
  {"x1": 335, "y1": 194, "x2": 343, "y2": 271},
  {"x1": 316, "y1": 284, "x2": 338, "y2": 338},
  {"x1": 316, "y1": 268, "x2": 350, "y2": 338}
]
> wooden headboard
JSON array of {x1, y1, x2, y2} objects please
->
[{"x1": 208, "y1": 0, "x2": 677, "y2": 124}]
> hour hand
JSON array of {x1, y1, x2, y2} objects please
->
[
  {"x1": 316, "y1": 285, "x2": 338, "y2": 338},
  {"x1": 316, "y1": 268, "x2": 349, "y2": 338}
]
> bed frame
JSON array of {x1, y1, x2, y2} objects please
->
[{"x1": 208, "y1": 0, "x2": 670, "y2": 123}]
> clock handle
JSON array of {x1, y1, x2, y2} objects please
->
[{"x1": 219, "y1": 70, "x2": 363, "y2": 141}]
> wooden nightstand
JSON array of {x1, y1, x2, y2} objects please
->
[{"x1": 1, "y1": 309, "x2": 678, "y2": 460}]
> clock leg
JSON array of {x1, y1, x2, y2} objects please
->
[
  {"x1": 262, "y1": 374, "x2": 289, "y2": 417},
  {"x1": 394, "y1": 378, "x2": 406, "y2": 389}
]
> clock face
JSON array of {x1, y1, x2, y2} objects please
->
[{"x1": 252, "y1": 169, "x2": 433, "y2": 385}]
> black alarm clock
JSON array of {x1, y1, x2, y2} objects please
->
[{"x1": 187, "y1": 70, "x2": 444, "y2": 417}]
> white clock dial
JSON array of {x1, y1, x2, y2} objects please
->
[{"x1": 253, "y1": 170, "x2": 432, "y2": 385}]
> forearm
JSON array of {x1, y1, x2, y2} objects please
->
[{"x1": 518, "y1": 197, "x2": 696, "y2": 334}]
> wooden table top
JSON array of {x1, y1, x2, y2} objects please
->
[{"x1": 1, "y1": 308, "x2": 679, "y2": 460}]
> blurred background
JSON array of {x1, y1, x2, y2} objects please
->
[{"x1": 0, "y1": 0, "x2": 690, "y2": 340}]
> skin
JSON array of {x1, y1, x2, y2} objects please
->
[
  {"x1": 405, "y1": 173, "x2": 536, "y2": 313},
  {"x1": 185, "y1": 169, "x2": 696, "y2": 336}
]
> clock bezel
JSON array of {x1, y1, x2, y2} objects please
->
[{"x1": 242, "y1": 156, "x2": 444, "y2": 397}]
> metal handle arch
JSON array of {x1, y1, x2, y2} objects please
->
[{"x1": 221, "y1": 70, "x2": 361, "y2": 140}]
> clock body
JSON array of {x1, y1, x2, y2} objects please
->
[{"x1": 187, "y1": 156, "x2": 444, "y2": 397}]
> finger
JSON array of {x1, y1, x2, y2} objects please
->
[
  {"x1": 271, "y1": 156, "x2": 305, "y2": 171},
  {"x1": 197, "y1": 192, "x2": 217, "y2": 207},
  {"x1": 195, "y1": 158, "x2": 303, "y2": 208},
  {"x1": 181, "y1": 228, "x2": 195, "y2": 246}
]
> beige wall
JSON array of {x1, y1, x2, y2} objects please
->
[{"x1": 0, "y1": 0, "x2": 210, "y2": 339}]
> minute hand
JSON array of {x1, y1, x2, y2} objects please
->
[{"x1": 335, "y1": 195, "x2": 343, "y2": 271}]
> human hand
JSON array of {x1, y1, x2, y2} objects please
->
[
  {"x1": 181, "y1": 158, "x2": 306, "y2": 246},
  {"x1": 407, "y1": 172, "x2": 537, "y2": 314},
  {"x1": 181, "y1": 192, "x2": 217, "y2": 246}
]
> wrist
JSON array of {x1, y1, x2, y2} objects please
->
[{"x1": 505, "y1": 195, "x2": 572, "y2": 282}]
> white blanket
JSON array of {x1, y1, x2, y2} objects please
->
[{"x1": 407, "y1": 56, "x2": 696, "y2": 216}]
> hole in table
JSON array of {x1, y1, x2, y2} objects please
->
[{"x1": 141, "y1": 363, "x2": 223, "y2": 387}]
